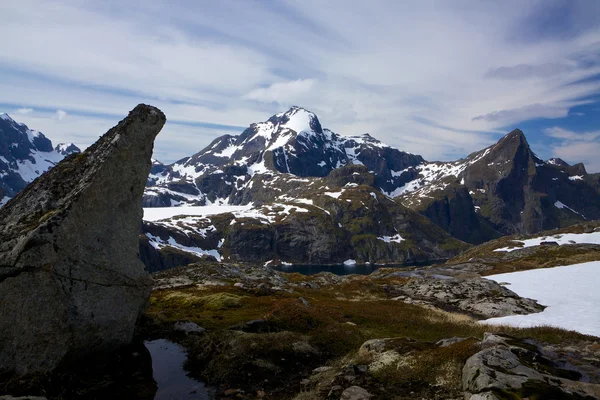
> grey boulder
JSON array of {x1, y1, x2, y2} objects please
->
[{"x1": 0, "y1": 104, "x2": 166, "y2": 375}]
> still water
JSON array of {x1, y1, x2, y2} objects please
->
[
  {"x1": 273, "y1": 260, "x2": 444, "y2": 276},
  {"x1": 145, "y1": 339, "x2": 212, "y2": 400}
]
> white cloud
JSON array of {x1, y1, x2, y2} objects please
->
[
  {"x1": 0, "y1": 0, "x2": 599, "y2": 163},
  {"x1": 15, "y1": 107, "x2": 34, "y2": 115},
  {"x1": 472, "y1": 104, "x2": 570, "y2": 124},
  {"x1": 245, "y1": 79, "x2": 315, "y2": 104},
  {"x1": 55, "y1": 109, "x2": 68, "y2": 121},
  {"x1": 545, "y1": 127, "x2": 600, "y2": 172}
]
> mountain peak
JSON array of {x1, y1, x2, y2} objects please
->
[
  {"x1": 547, "y1": 157, "x2": 569, "y2": 167},
  {"x1": 0, "y1": 113, "x2": 16, "y2": 123}
]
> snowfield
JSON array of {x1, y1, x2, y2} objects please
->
[
  {"x1": 482, "y1": 261, "x2": 600, "y2": 337},
  {"x1": 493, "y1": 231, "x2": 600, "y2": 252}
]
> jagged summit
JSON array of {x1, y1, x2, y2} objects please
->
[
  {"x1": 144, "y1": 107, "x2": 423, "y2": 206},
  {"x1": 547, "y1": 157, "x2": 569, "y2": 167},
  {"x1": 396, "y1": 128, "x2": 600, "y2": 243}
]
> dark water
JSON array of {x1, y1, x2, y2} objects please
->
[
  {"x1": 273, "y1": 260, "x2": 445, "y2": 276},
  {"x1": 145, "y1": 339, "x2": 211, "y2": 400}
]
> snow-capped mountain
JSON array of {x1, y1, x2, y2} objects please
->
[
  {"x1": 144, "y1": 106, "x2": 423, "y2": 207},
  {"x1": 0, "y1": 113, "x2": 80, "y2": 206},
  {"x1": 395, "y1": 129, "x2": 600, "y2": 242},
  {"x1": 145, "y1": 107, "x2": 600, "y2": 246}
]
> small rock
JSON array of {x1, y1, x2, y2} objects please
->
[
  {"x1": 312, "y1": 366, "x2": 333, "y2": 374},
  {"x1": 355, "y1": 364, "x2": 368, "y2": 374},
  {"x1": 327, "y1": 385, "x2": 343, "y2": 398},
  {"x1": 233, "y1": 282, "x2": 244, "y2": 288},
  {"x1": 300, "y1": 378, "x2": 311, "y2": 385},
  {"x1": 345, "y1": 321, "x2": 357, "y2": 326},
  {"x1": 298, "y1": 297, "x2": 310, "y2": 306},
  {"x1": 340, "y1": 386, "x2": 373, "y2": 400},
  {"x1": 174, "y1": 321, "x2": 205, "y2": 334},
  {"x1": 256, "y1": 283, "x2": 273, "y2": 295},
  {"x1": 436, "y1": 336, "x2": 468, "y2": 347}
]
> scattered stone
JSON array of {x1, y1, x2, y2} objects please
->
[
  {"x1": 233, "y1": 282, "x2": 244, "y2": 288},
  {"x1": 340, "y1": 385, "x2": 373, "y2": 400},
  {"x1": 436, "y1": 337, "x2": 470, "y2": 347},
  {"x1": 230, "y1": 319, "x2": 271, "y2": 333},
  {"x1": 174, "y1": 321, "x2": 205, "y2": 334},
  {"x1": 256, "y1": 282, "x2": 273, "y2": 295},
  {"x1": 0, "y1": 104, "x2": 165, "y2": 375},
  {"x1": 463, "y1": 333, "x2": 600, "y2": 399},
  {"x1": 312, "y1": 366, "x2": 333, "y2": 374},
  {"x1": 298, "y1": 296, "x2": 310, "y2": 306},
  {"x1": 327, "y1": 385, "x2": 343, "y2": 398}
]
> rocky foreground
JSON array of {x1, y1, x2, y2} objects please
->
[{"x1": 134, "y1": 261, "x2": 600, "y2": 400}]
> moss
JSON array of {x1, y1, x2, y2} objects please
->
[{"x1": 38, "y1": 209, "x2": 59, "y2": 224}]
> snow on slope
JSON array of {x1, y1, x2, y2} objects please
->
[
  {"x1": 143, "y1": 205, "x2": 254, "y2": 221},
  {"x1": 483, "y1": 261, "x2": 600, "y2": 337},
  {"x1": 493, "y1": 231, "x2": 600, "y2": 252},
  {"x1": 0, "y1": 113, "x2": 80, "y2": 205}
]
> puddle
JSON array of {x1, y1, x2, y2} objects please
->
[{"x1": 145, "y1": 339, "x2": 211, "y2": 400}]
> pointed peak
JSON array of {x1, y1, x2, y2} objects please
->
[
  {"x1": 0, "y1": 113, "x2": 15, "y2": 122},
  {"x1": 495, "y1": 128, "x2": 529, "y2": 148},
  {"x1": 55, "y1": 143, "x2": 81, "y2": 156},
  {"x1": 547, "y1": 157, "x2": 569, "y2": 167}
]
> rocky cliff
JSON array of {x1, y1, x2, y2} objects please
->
[
  {"x1": 398, "y1": 129, "x2": 600, "y2": 243},
  {"x1": 0, "y1": 104, "x2": 165, "y2": 374}
]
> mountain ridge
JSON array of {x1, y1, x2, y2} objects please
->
[
  {"x1": 142, "y1": 107, "x2": 600, "y2": 245},
  {"x1": 0, "y1": 113, "x2": 80, "y2": 205}
]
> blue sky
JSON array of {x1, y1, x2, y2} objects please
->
[{"x1": 2, "y1": 0, "x2": 600, "y2": 171}]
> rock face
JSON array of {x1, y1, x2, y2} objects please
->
[
  {"x1": 399, "y1": 129, "x2": 600, "y2": 243},
  {"x1": 463, "y1": 333, "x2": 600, "y2": 399},
  {"x1": 0, "y1": 104, "x2": 166, "y2": 375},
  {"x1": 140, "y1": 168, "x2": 470, "y2": 270}
]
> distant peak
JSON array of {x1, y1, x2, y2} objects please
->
[
  {"x1": 495, "y1": 128, "x2": 529, "y2": 148},
  {"x1": 286, "y1": 105, "x2": 315, "y2": 115},
  {"x1": 0, "y1": 113, "x2": 14, "y2": 122}
]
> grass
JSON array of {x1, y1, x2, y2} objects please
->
[{"x1": 141, "y1": 269, "x2": 598, "y2": 399}]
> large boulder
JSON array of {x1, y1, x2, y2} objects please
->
[{"x1": 0, "y1": 104, "x2": 166, "y2": 375}]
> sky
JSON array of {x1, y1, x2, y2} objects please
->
[{"x1": 2, "y1": 0, "x2": 600, "y2": 171}]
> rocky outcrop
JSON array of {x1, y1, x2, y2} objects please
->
[
  {"x1": 0, "y1": 104, "x2": 165, "y2": 375},
  {"x1": 463, "y1": 333, "x2": 600, "y2": 399},
  {"x1": 378, "y1": 264, "x2": 543, "y2": 318}
]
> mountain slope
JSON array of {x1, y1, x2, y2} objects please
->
[
  {"x1": 395, "y1": 129, "x2": 600, "y2": 243},
  {"x1": 144, "y1": 106, "x2": 423, "y2": 207},
  {"x1": 0, "y1": 113, "x2": 80, "y2": 206},
  {"x1": 140, "y1": 164, "x2": 470, "y2": 271}
]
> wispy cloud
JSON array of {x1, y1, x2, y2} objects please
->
[
  {"x1": 545, "y1": 127, "x2": 600, "y2": 171},
  {"x1": 15, "y1": 107, "x2": 34, "y2": 115},
  {"x1": 55, "y1": 109, "x2": 67, "y2": 121},
  {"x1": 0, "y1": 0, "x2": 599, "y2": 165},
  {"x1": 245, "y1": 79, "x2": 316, "y2": 104}
]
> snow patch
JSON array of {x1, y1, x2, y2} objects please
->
[
  {"x1": 493, "y1": 231, "x2": 600, "y2": 252},
  {"x1": 483, "y1": 261, "x2": 600, "y2": 337}
]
